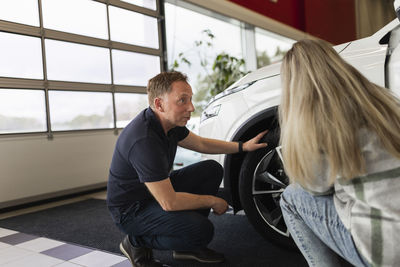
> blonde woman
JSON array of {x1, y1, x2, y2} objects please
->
[{"x1": 279, "y1": 39, "x2": 400, "y2": 267}]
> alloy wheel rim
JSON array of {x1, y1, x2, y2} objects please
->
[{"x1": 251, "y1": 147, "x2": 290, "y2": 237}]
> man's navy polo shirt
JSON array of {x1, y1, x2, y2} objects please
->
[{"x1": 107, "y1": 107, "x2": 189, "y2": 221}]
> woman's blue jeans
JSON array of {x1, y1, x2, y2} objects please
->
[
  {"x1": 116, "y1": 160, "x2": 223, "y2": 251},
  {"x1": 280, "y1": 184, "x2": 369, "y2": 267}
]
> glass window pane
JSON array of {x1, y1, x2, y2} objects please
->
[
  {"x1": 121, "y1": 0, "x2": 157, "y2": 10},
  {"x1": 0, "y1": 32, "x2": 43, "y2": 79},
  {"x1": 0, "y1": 0, "x2": 39, "y2": 26},
  {"x1": 255, "y1": 28, "x2": 296, "y2": 68},
  {"x1": 49, "y1": 91, "x2": 113, "y2": 131},
  {"x1": 42, "y1": 0, "x2": 108, "y2": 39},
  {"x1": 109, "y1": 6, "x2": 159, "y2": 49},
  {"x1": 0, "y1": 89, "x2": 46, "y2": 134},
  {"x1": 45, "y1": 39, "x2": 111, "y2": 84},
  {"x1": 165, "y1": 3, "x2": 242, "y2": 88},
  {"x1": 115, "y1": 93, "x2": 148, "y2": 127},
  {"x1": 112, "y1": 50, "x2": 160, "y2": 86}
]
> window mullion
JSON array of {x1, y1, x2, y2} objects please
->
[
  {"x1": 241, "y1": 23, "x2": 257, "y2": 72},
  {"x1": 38, "y1": 0, "x2": 53, "y2": 140},
  {"x1": 106, "y1": 0, "x2": 118, "y2": 134},
  {"x1": 159, "y1": 0, "x2": 167, "y2": 71}
]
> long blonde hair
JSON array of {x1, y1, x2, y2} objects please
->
[{"x1": 279, "y1": 39, "x2": 400, "y2": 186}]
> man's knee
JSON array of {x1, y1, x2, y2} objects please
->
[{"x1": 202, "y1": 160, "x2": 223, "y2": 179}]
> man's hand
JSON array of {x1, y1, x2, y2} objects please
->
[
  {"x1": 243, "y1": 130, "x2": 269, "y2": 152},
  {"x1": 178, "y1": 129, "x2": 269, "y2": 155},
  {"x1": 146, "y1": 179, "x2": 230, "y2": 212},
  {"x1": 211, "y1": 196, "x2": 229, "y2": 215}
]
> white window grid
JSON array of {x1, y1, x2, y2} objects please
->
[{"x1": 0, "y1": 0, "x2": 164, "y2": 137}]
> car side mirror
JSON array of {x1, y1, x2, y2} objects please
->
[{"x1": 395, "y1": 0, "x2": 400, "y2": 21}]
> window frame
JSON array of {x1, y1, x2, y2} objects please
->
[
  {"x1": 0, "y1": 0, "x2": 300, "y2": 137},
  {"x1": 0, "y1": 0, "x2": 163, "y2": 137}
]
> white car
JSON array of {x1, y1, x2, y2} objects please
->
[{"x1": 199, "y1": 16, "x2": 400, "y2": 248}]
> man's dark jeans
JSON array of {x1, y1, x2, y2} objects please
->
[{"x1": 115, "y1": 160, "x2": 224, "y2": 251}]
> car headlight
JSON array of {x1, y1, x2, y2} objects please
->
[
  {"x1": 200, "y1": 81, "x2": 258, "y2": 123},
  {"x1": 214, "y1": 81, "x2": 256, "y2": 102},
  {"x1": 201, "y1": 104, "x2": 221, "y2": 122}
]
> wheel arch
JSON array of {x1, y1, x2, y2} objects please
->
[{"x1": 223, "y1": 105, "x2": 279, "y2": 213}]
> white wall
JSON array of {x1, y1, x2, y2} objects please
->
[{"x1": 0, "y1": 130, "x2": 117, "y2": 208}]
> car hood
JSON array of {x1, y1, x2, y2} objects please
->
[
  {"x1": 225, "y1": 18, "x2": 396, "y2": 92},
  {"x1": 228, "y1": 62, "x2": 282, "y2": 89},
  {"x1": 227, "y1": 41, "x2": 351, "y2": 90}
]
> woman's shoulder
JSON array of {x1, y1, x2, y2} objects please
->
[{"x1": 358, "y1": 128, "x2": 400, "y2": 175}]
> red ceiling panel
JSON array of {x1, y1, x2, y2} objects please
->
[
  {"x1": 304, "y1": 0, "x2": 356, "y2": 44},
  {"x1": 228, "y1": 0, "x2": 356, "y2": 44},
  {"x1": 228, "y1": 0, "x2": 305, "y2": 31}
]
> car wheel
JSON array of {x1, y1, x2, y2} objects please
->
[{"x1": 239, "y1": 128, "x2": 295, "y2": 249}]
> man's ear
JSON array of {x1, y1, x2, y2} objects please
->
[{"x1": 154, "y1": 97, "x2": 163, "y2": 112}]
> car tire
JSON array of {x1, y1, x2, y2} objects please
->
[{"x1": 238, "y1": 128, "x2": 296, "y2": 249}]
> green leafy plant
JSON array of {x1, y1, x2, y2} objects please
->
[
  {"x1": 256, "y1": 46, "x2": 288, "y2": 68},
  {"x1": 171, "y1": 29, "x2": 215, "y2": 71},
  {"x1": 211, "y1": 53, "x2": 246, "y2": 96},
  {"x1": 170, "y1": 29, "x2": 247, "y2": 115}
]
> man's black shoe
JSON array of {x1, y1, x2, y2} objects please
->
[
  {"x1": 119, "y1": 235, "x2": 164, "y2": 267},
  {"x1": 172, "y1": 247, "x2": 225, "y2": 263}
]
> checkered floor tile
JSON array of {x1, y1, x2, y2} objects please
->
[{"x1": 0, "y1": 227, "x2": 130, "y2": 267}]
